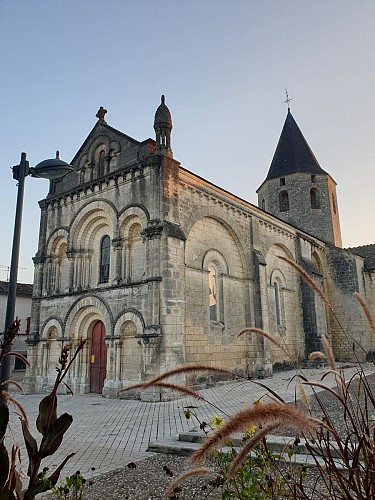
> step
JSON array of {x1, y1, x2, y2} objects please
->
[
  {"x1": 148, "y1": 430, "x2": 344, "y2": 461},
  {"x1": 148, "y1": 439, "x2": 347, "y2": 470}
]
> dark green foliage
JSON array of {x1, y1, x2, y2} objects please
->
[{"x1": 0, "y1": 321, "x2": 86, "y2": 500}]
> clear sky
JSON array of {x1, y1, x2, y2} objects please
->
[{"x1": 1, "y1": 0, "x2": 374, "y2": 283}]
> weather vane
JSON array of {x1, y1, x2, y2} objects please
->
[{"x1": 284, "y1": 88, "x2": 293, "y2": 110}]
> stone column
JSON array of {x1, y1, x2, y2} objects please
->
[
  {"x1": 67, "y1": 250, "x2": 75, "y2": 292},
  {"x1": 115, "y1": 341, "x2": 122, "y2": 383},
  {"x1": 112, "y1": 238, "x2": 123, "y2": 283}
]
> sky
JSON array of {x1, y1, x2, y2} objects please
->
[{"x1": 1, "y1": 0, "x2": 375, "y2": 283}]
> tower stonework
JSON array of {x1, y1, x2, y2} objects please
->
[{"x1": 257, "y1": 110, "x2": 342, "y2": 247}]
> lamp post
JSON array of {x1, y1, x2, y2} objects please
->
[{"x1": 0, "y1": 152, "x2": 73, "y2": 388}]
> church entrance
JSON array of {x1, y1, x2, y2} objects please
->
[{"x1": 90, "y1": 320, "x2": 107, "y2": 393}]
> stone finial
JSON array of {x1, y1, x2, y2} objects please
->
[
  {"x1": 96, "y1": 106, "x2": 108, "y2": 124},
  {"x1": 55, "y1": 150, "x2": 60, "y2": 159},
  {"x1": 161, "y1": 95, "x2": 165, "y2": 104}
]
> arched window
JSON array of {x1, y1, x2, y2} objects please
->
[
  {"x1": 98, "y1": 150, "x2": 105, "y2": 177},
  {"x1": 269, "y1": 269, "x2": 286, "y2": 335},
  {"x1": 100, "y1": 235, "x2": 110, "y2": 283},
  {"x1": 261, "y1": 199, "x2": 266, "y2": 211},
  {"x1": 279, "y1": 190, "x2": 289, "y2": 212},
  {"x1": 310, "y1": 188, "x2": 320, "y2": 209},
  {"x1": 208, "y1": 265, "x2": 218, "y2": 321},
  {"x1": 273, "y1": 280, "x2": 281, "y2": 326}
]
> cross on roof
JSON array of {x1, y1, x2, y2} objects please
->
[{"x1": 284, "y1": 88, "x2": 293, "y2": 111}]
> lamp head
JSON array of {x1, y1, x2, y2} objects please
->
[{"x1": 31, "y1": 151, "x2": 73, "y2": 180}]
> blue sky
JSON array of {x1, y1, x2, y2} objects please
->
[{"x1": 1, "y1": 0, "x2": 375, "y2": 283}]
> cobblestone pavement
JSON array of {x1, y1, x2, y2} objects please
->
[{"x1": 6, "y1": 363, "x2": 373, "y2": 478}]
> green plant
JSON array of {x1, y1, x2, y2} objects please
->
[
  {"x1": 50, "y1": 470, "x2": 88, "y2": 500},
  {"x1": 0, "y1": 321, "x2": 86, "y2": 500}
]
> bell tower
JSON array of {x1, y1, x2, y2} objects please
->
[{"x1": 257, "y1": 109, "x2": 342, "y2": 247}]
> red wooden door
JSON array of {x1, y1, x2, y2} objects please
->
[{"x1": 90, "y1": 321, "x2": 107, "y2": 393}]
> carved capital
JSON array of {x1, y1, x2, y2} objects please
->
[
  {"x1": 112, "y1": 237, "x2": 123, "y2": 250},
  {"x1": 144, "y1": 219, "x2": 163, "y2": 240}
]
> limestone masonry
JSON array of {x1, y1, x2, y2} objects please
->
[{"x1": 24, "y1": 98, "x2": 375, "y2": 400}]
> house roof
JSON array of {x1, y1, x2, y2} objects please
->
[
  {"x1": 0, "y1": 281, "x2": 33, "y2": 297},
  {"x1": 347, "y1": 244, "x2": 375, "y2": 272},
  {"x1": 265, "y1": 110, "x2": 328, "y2": 180}
]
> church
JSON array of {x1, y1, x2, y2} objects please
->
[{"x1": 24, "y1": 97, "x2": 375, "y2": 400}]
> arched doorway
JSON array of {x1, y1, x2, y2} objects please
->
[{"x1": 90, "y1": 320, "x2": 107, "y2": 393}]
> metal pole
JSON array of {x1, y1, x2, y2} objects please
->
[{"x1": 0, "y1": 152, "x2": 28, "y2": 388}]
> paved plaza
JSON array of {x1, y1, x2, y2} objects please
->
[{"x1": 6, "y1": 363, "x2": 374, "y2": 478}]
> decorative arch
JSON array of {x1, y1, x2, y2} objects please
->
[
  {"x1": 44, "y1": 230, "x2": 69, "y2": 294},
  {"x1": 118, "y1": 205, "x2": 149, "y2": 233},
  {"x1": 202, "y1": 250, "x2": 229, "y2": 323},
  {"x1": 78, "y1": 153, "x2": 88, "y2": 183},
  {"x1": 69, "y1": 199, "x2": 118, "y2": 246},
  {"x1": 68, "y1": 201, "x2": 117, "y2": 288},
  {"x1": 64, "y1": 295, "x2": 113, "y2": 340},
  {"x1": 265, "y1": 243, "x2": 298, "y2": 338},
  {"x1": 88, "y1": 135, "x2": 110, "y2": 167},
  {"x1": 40, "y1": 317, "x2": 64, "y2": 340},
  {"x1": 113, "y1": 310, "x2": 145, "y2": 384},
  {"x1": 119, "y1": 206, "x2": 149, "y2": 282},
  {"x1": 113, "y1": 309, "x2": 145, "y2": 337},
  {"x1": 184, "y1": 208, "x2": 248, "y2": 278},
  {"x1": 46, "y1": 228, "x2": 69, "y2": 254}
]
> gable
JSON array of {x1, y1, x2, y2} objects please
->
[{"x1": 49, "y1": 121, "x2": 155, "y2": 197}]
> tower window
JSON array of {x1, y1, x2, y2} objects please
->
[
  {"x1": 280, "y1": 177, "x2": 286, "y2": 186},
  {"x1": 279, "y1": 190, "x2": 289, "y2": 212},
  {"x1": 311, "y1": 175, "x2": 316, "y2": 183},
  {"x1": 100, "y1": 235, "x2": 110, "y2": 283},
  {"x1": 261, "y1": 199, "x2": 266, "y2": 210},
  {"x1": 332, "y1": 193, "x2": 337, "y2": 214},
  {"x1": 310, "y1": 188, "x2": 320, "y2": 209}
]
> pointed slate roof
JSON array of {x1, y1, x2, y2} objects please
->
[{"x1": 266, "y1": 110, "x2": 327, "y2": 180}]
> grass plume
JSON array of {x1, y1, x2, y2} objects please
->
[
  {"x1": 321, "y1": 335, "x2": 336, "y2": 371},
  {"x1": 308, "y1": 351, "x2": 326, "y2": 361},
  {"x1": 163, "y1": 468, "x2": 216, "y2": 499},
  {"x1": 125, "y1": 364, "x2": 234, "y2": 391},
  {"x1": 191, "y1": 402, "x2": 323, "y2": 464},
  {"x1": 238, "y1": 328, "x2": 291, "y2": 359},
  {"x1": 354, "y1": 291, "x2": 375, "y2": 336},
  {"x1": 277, "y1": 255, "x2": 333, "y2": 312},
  {"x1": 227, "y1": 421, "x2": 280, "y2": 479}
]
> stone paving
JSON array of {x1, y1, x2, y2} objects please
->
[{"x1": 6, "y1": 363, "x2": 374, "y2": 479}]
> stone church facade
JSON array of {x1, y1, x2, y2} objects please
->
[{"x1": 24, "y1": 98, "x2": 375, "y2": 400}]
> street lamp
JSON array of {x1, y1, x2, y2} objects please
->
[{"x1": 0, "y1": 152, "x2": 73, "y2": 388}]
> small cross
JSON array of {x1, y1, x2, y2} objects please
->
[
  {"x1": 284, "y1": 88, "x2": 292, "y2": 110},
  {"x1": 96, "y1": 106, "x2": 107, "y2": 124}
]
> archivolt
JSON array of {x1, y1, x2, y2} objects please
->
[
  {"x1": 69, "y1": 200, "x2": 117, "y2": 248},
  {"x1": 40, "y1": 317, "x2": 64, "y2": 340},
  {"x1": 64, "y1": 295, "x2": 113, "y2": 340},
  {"x1": 184, "y1": 209, "x2": 248, "y2": 278},
  {"x1": 113, "y1": 309, "x2": 145, "y2": 337}
]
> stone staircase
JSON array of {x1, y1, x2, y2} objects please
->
[{"x1": 148, "y1": 429, "x2": 346, "y2": 468}]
